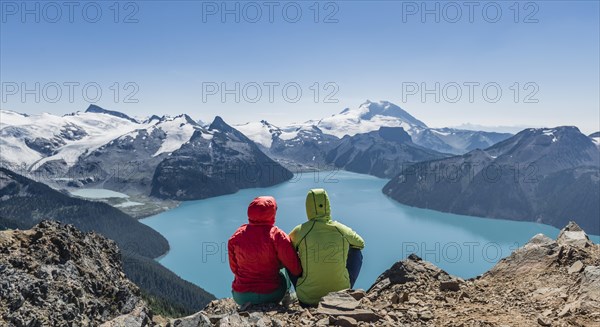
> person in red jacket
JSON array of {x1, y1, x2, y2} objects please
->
[{"x1": 228, "y1": 196, "x2": 302, "y2": 306}]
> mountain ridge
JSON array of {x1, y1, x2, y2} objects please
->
[
  {"x1": 1, "y1": 106, "x2": 293, "y2": 201},
  {"x1": 235, "y1": 100, "x2": 513, "y2": 158},
  {"x1": 383, "y1": 126, "x2": 600, "y2": 234}
]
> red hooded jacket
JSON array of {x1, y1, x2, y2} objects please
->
[{"x1": 228, "y1": 196, "x2": 302, "y2": 294}]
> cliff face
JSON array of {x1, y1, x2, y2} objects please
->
[{"x1": 2, "y1": 221, "x2": 599, "y2": 327}]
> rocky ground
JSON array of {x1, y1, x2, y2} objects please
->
[
  {"x1": 1, "y1": 221, "x2": 598, "y2": 327},
  {"x1": 0, "y1": 221, "x2": 152, "y2": 327}
]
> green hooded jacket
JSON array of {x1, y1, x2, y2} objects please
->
[{"x1": 289, "y1": 189, "x2": 365, "y2": 305}]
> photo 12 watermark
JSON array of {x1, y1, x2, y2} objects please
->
[
  {"x1": 201, "y1": 81, "x2": 339, "y2": 104},
  {"x1": 1, "y1": 82, "x2": 140, "y2": 104},
  {"x1": 201, "y1": 1, "x2": 340, "y2": 23},
  {"x1": 395, "y1": 161, "x2": 540, "y2": 185},
  {"x1": 5, "y1": 161, "x2": 145, "y2": 185},
  {"x1": 1, "y1": 1, "x2": 140, "y2": 24},
  {"x1": 400, "y1": 241, "x2": 522, "y2": 264},
  {"x1": 400, "y1": 1, "x2": 540, "y2": 23},
  {"x1": 195, "y1": 240, "x2": 525, "y2": 265},
  {"x1": 401, "y1": 81, "x2": 540, "y2": 104}
]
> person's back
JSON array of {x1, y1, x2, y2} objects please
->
[
  {"x1": 228, "y1": 196, "x2": 302, "y2": 305},
  {"x1": 289, "y1": 189, "x2": 365, "y2": 305}
]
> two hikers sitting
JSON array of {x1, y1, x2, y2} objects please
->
[{"x1": 227, "y1": 189, "x2": 364, "y2": 306}]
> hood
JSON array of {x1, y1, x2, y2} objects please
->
[
  {"x1": 247, "y1": 196, "x2": 277, "y2": 225},
  {"x1": 305, "y1": 189, "x2": 331, "y2": 221}
]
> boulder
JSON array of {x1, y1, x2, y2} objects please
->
[
  {"x1": 347, "y1": 289, "x2": 366, "y2": 301},
  {"x1": 568, "y1": 260, "x2": 584, "y2": 274},
  {"x1": 557, "y1": 221, "x2": 592, "y2": 248},
  {"x1": 171, "y1": 311, "x2": 212, "y2": 327},
  {"x1": 333, "y1": 316, "x2": 358, "y2": 327},
  {"x1": 440, "y1": 280, "x2": 461, "y2": 292},
  {"x1": 316, "y1": 307, "x2": 381, "y2": 323},
  {"x1": 319, "y1": 292, "x2": 360, "y2": 311}
]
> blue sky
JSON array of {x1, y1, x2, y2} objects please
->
[{"x1": 1, "y1": 1, "x2": 599, "y2": 133}]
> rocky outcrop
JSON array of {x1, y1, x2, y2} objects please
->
[
  {"x1": 3, "y1": 221, "x2": 599, "y2": 326},
  {"x1": 0, "y1": 221, "x2": 152, "y2": 327}
]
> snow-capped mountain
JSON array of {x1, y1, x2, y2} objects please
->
[
  {"x1": 316, "y1": 100, "x2": 428, "y2": 137},
  {"x1": 0, "y1": 107, "x2": 144, "y2": 171},
  {"x1": 316, "y1": 100, "x2": 513, "y2": 154},
  {"x1": 235, "y1": 101, "x2": 513, "y2": 163},
  {"x1": 235, "y1": 120, "x2": 283, "y2": 149},
  {"x1": 1, "y1": 105, "x2": 292, "y2": 198},
  {"x1": 0, "y1": 106, "x2": 202, "y2": 172},
  {"x1": 235, "y1": 120, "x2": 340, "y2": 165},
  {"x1": 151, "y1": 117, "x2": 292, "y2": 200},
  {"x1": 64, "y1": 113, "x2": 204, "y2": 193}
]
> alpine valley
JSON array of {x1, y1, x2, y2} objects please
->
[
  {"x1": 1, "y1": 100, "x2": 599, "y2": 322},
  {"x1": 2, "y1": 100, "x2": 598, "y2": 231}
]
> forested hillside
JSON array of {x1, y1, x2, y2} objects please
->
[{"x1": 0, "y1": 168, "x2": 215, "y2": 316}]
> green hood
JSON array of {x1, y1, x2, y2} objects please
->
[{"x1": 305, "y1": 189, "x2": 331, "y2": 221}]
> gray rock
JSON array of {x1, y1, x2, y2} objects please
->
[
  {"x1": 347, "y1": 289, "x2": 366, "y2": 301},
  {"x1": 579, "y1": 265, "x2": 600, "y2": 305},
  {"x1": 319, "y1": 292, "x2": 360, "y2": 311},
  {"x1": 217, "y1": 312, "x2": 251, "y2": 327},
  {"x1": 419, "y1": 310, "x2": 434, "y2": 321},
  {"x1": 440, "y1": 280, "x2": 461, "y2": 292},
  {"x1": 537, "y1": 316, "x2": 552, "y2": 326},
  {"x1": 557, "y1": 222, "x2": 592, "y2": 248},
  {"x1": 334, "y1": 316, "x2": 358, "y2": 327},
  {"x1": 172, "y1": 312, "x2": 213, "y2": 327},
  {"x1": 568, "y1": 260, "x2": 584, "y2": 274},
  {"x1": 317, "y1": 307, "x2": 381, "y2": 323},
  {"x1": 528, "y1": 234, "x2": 556, "y2": 246}
]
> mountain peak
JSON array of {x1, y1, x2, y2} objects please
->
[
  {"x1": 84, "y1": 105, "x2": 138, "y2": 123},
  {"x1": 316, "y1": 101, "x2": 429, "y2": 139},
  {"x1": 357, "y1": 100, "x2": 428, "y2": 128},
  {"x1": 516, "y1": 126, "x2": 584, "y2": 144},
  {"x1": 209, "y1": 116, "x2": 232, "y2": 132}
]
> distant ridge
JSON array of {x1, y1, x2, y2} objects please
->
[
  {"x1": 85, "y1": 104, "x2": 139, "y2": 123},
  {"x1": 383, "y1": 126, "x2": 600, "y2": 234}
]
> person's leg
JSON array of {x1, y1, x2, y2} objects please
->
[
  {"x1": 285, "y1": 267, "x2": 299, "y2": 288},
  {"x1": 279, "y1": 270, "x2": 298, "y2": 306},
  {"x1": 346, "y1": 248, "x2": 363, "y2": 288},
  {"x1": 232, "y1": 273, "x2": 289, "y2": 306},
  {"x1": 232, "y1": 290, "x2": 259, "y2": 306}
]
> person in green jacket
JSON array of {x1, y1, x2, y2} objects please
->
[{"x1": 288, "y1": 188, "x2": 365, "y2": 306}]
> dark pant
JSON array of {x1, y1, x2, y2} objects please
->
[
  {"x1": 288, "y1": 248, "x2": 363, "y2": 289},
  {"x1": 232, "y1": 270, "x2": 291, "y2": 306},
  {"x1": 347, "y1": 248, "x2": 363, "y2": 288}
]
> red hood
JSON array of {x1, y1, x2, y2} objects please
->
[{"x1": 247, "y1": 196, "x2": 277, "y2": 225}]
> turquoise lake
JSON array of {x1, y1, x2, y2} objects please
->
[{"x1": 142, "y1": 171, "x2": 600, "y2": 298}]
